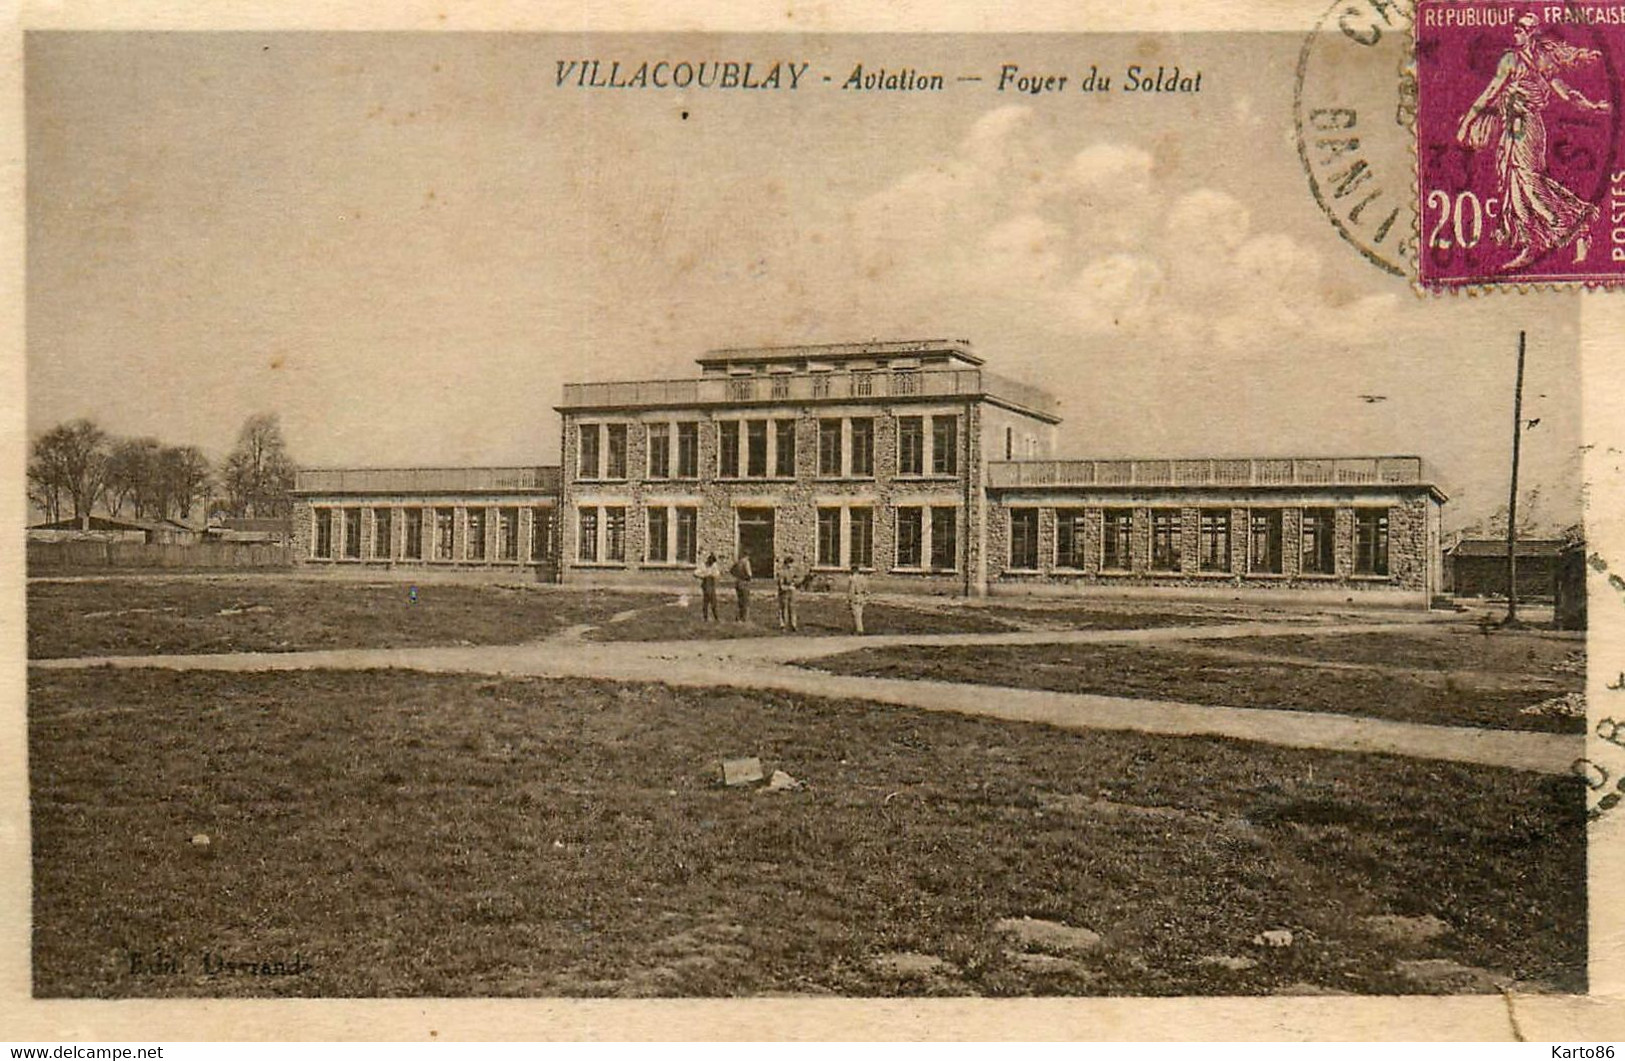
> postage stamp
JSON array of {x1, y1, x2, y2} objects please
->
[{"x1": 1416, "y1": 0, "x2": 1625, "y2": 288}]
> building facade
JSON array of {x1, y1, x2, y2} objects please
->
[
  {"x1": 556, "y1": 339, "x2": 1060, "y2": 594},
  {"x1": 289, "y1": 339, "x2": 1448, "y2": 605},
  {"x1": 984, "y1": 457, "x2": 1444, "y2": 602},
  {"x1": 291, "y1": 467, "x2": 560, "y2": 578}
]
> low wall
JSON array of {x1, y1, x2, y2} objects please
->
[{"x1": 27, "y1": 541, "x2": 295, "y2": 571}]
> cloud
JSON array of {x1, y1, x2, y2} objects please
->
[{"x1": 830, "y1": 105, "x2": 1400, "y2": 360}]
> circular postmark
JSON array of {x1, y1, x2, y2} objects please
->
[{"x1": 1295, "y1": 0, "x2": 1420, "y2": 277}]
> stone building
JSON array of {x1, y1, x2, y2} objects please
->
[
  {"x1": 291, "y1": 467, "x2": 560, "y2": 579},
  {"x1": 984, "y1": 457, "x2": 1445, "y2": 604},
  {"x1": 556, "y1": 339, "x2": 1060, "y2": 594},
  {"x1": 290, "y1": 338, "x2": 1448, "y2": 605}
]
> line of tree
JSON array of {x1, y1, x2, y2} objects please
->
[{"x1": 27, "y1": 412, "x2": 297, "y2": 525}]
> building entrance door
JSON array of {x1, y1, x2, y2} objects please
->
[{"x1": 736, "y1": 507, "x2": 776, "y2": 578}]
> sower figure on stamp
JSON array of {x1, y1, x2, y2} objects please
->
[
  {"x1": 694, "y1": 552, "x2": 721, "y2": 622},
  {"x1": 1456, "y1": 12, "x2": 1611, "y2": 270},
  {"x1": 847, "y1": 561, "x2": 869, "y2": 635},
  {"x1": 776, "y1": 556, "x2": 799, "y2": 632},
  {"x1": 730, "y1": 552, "x2": 752, "y2": 621}
]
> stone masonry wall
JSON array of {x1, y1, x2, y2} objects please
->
[
  {"x1": 984, "y1": 488, "x2": 1437, "y2": 599},
  {"x1": 560, "y1": 402, "x2": 977, "y2": 593}
]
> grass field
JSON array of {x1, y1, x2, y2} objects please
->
[
  {"x1": 31, "y1": 668, "x2": 1584, "y2": 997},
  {"x1": 808, "y1": 629, "x2": 1586, "y2": 735},
  {"x1": 584, "y1": 594, "x2": 1013, "y2": 641},
  {"x1": 26, "y1": 579, "x2": 655, "y2": 659}
]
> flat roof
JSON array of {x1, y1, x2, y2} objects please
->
[
  {"x1": 294, "y1": 466, "x2": 561, "y2": 495},
  {"x1": 697, "y1": 338, "x2": 983, "y2": 367},
  {"x1": 1448, "y1": 538, "x2": 1567, "y2": 558}
]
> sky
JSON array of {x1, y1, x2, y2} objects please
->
[{"x1": 25, "y1": 31, "x2": 1585, "y2": 533}]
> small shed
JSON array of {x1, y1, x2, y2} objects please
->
[
  {"x1": 28, "y1": 515, "x2": 151, "y2": 543},
  {"x1": 1444, "y1": 538, "x2": 1564, "y2": 599},
  {"x1": 1554, "y1": 541, "x2": 1588, "y2": 630},
  {"x1": 206, "y1": 517, "x2": 293, "y2": 545}
]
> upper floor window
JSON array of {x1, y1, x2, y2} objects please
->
[
  {"x1": 605, "y1": 424, "x2": 627, "y2": 480},
  {"x1": 898, "y1": 417, "x2": 925, "y2": 476},
  {"x1": 818, "y1": 420, "x2": 842, "y2": 476},
  {"x1": 932, "y1": 416, "x2": 958, "y2": 475},
  {"x1": 746, "y1": 420, "x2": 769, "y2": 478},
  {"x1": 775, "y1": 419, "x2": 796, "y2": 477},
  {"x1": 852, "y1": 370, "x2": 874, "y2": 397},
  {"x1": 719, "y1": 418, "x2": 795, "y2": 479},
  {"x1": 719, "y1": 421, "x2": 740, "y2": 480},
  {"x1": 647, "y1": 423, "x2": 670, "y2": 479},
  {"x1": 676, "y1": 422, "x2": 699, "y2": 478},
  {"x1": 578, "y1": 424, "x2": 600, "y2": 480},
  {"x1": 850, "y1": 417, "x2": 874, "y2": 477}
]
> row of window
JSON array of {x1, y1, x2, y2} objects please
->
[
  {"x1": 311, "y1": 506, "x2": 554, "y2": 563},
  {"x1": 576, "y1": 415, "x2": 960, "y2": 482},
  {"x1": 1007, "y1": 507, "x2": 1390, "y2": 576},
  {"x1": 572, "y1": 503, "x2": 960, "y2": 571}
]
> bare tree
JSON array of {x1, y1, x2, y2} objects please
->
[
  {"x1": 221, "y1": 413, "x2": 296, "y2": 518},
  {"x1": 26, "y1": 454, "x2": 63, "y2": 523},
  {"x1": 29, "y1": 420, "x2": 109, "y2": 525},
  {"x1": 158, "y1": 445, "x2": 212, "y2": 521},
  {"x1": 103, "y1": 436, "x2": 162, "y2": 518}
]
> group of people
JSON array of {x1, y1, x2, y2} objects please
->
[{"x1": 691, "y1": 552, "x2": 869, "y2": 634}]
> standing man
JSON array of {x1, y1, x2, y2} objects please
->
[
  {"x1": 847, "y1": 561, "x2": 869, "y2": 635},
  {"x1": 694, "y1": 552, "x2": 721, "y2": 622},
  {"x1": 730, "y1": 552, "x2": 753, "y2": 622},
  {"x1": 776, "y1": 556, "x2": 799, "y2": 633}
]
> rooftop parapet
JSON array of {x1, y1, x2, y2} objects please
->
[
  {"x1": 987, "y1": 456, "x2": 1443, "y2": 497},
  {"x1": 557, "y1": 365, "x2": 1060, "y2": 422},
  {"x1": 696, "y1": 338, "x2": 983, "y2": 368},
  {"x1": 294, "y1": 466, "x2": 561, "y2": 495}
]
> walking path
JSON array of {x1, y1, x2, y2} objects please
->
[{"x1": 33, "y1": 618, "x2": 1580, "y2": 775}]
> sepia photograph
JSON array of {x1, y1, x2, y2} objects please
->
[{"x1": 14, "y1": 13, "x2": 1609, "y2": 1026}]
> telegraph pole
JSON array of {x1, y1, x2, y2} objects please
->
[{"x1": 1504, "y1": 330, "x2": 1525, "y2": 628}]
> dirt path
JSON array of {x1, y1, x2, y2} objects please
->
[{"x1": 32, "y1": 619, "x2": 1578, "y2": 775}]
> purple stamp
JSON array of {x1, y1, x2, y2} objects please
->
[{"x1": 1416, "y1": 0, "x2": 1624, "y2": 288}]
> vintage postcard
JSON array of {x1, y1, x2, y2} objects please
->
[{"x1": 5, "y1": 0, "x2": 1625, "y2": 1043}]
